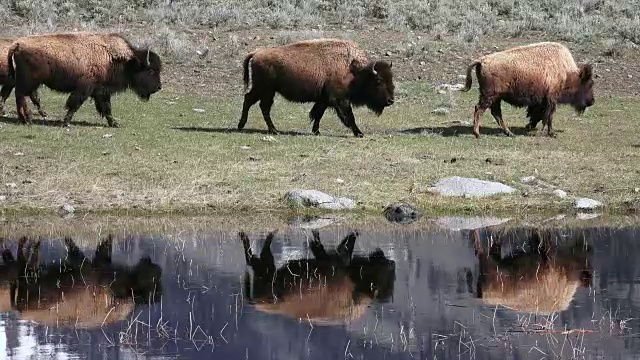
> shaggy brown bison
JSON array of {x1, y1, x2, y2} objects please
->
[
  {"x1": 462, "y1": 42, "x2": 595, "y2": 138},
  {"x1": 0, "y1": 235, "x2": 162, "y2": 328},
  {"x1": 0, "y1": 39, "x2": 46, "y2": 118},
  {"x1": 8, "y1": 32, "x2": 162, "y2": 127},
  {"x1": 469, "y1": 228, "x2": 592, "y2": 314},
  {"x1": 241, "y1": 230, "x2": 395, "y2": 324},
  {"x1": 238, "y1": 39, "x2": 395, "y2": 137}
]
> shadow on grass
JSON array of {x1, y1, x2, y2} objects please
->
[
  {"x1": 0, "y1": 116, "x2": 108, "y2": 128},
  {"x1": 399, "y1": 125, "x2": 548, "y2": 137},
  {"x1": 632, "y1": 144, "x2": 640, "y2": 148},
  {"x1": 173, "y1": 126, "x2": 351, "y2": 138}
]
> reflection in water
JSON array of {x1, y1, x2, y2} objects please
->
[
  {"x1": 241, "y1": 230, "x2": 395, "y2": 324},
  {"x1": 471, "y1": 228, "x2": 593, "y2": 315},
  {"x1": 0, "y1": 221, "x2": 639, "y2": 359},
  {"x1": 0, "y1": 235, "x2": 162, "y2": 329}
]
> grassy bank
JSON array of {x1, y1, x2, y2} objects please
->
[{"x1": 1, "y1": 80, "x2": 638, "y2": 216}]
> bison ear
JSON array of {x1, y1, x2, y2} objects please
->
[{"x1": 580, "y1": 64, "x2": 593, "y2": 83}]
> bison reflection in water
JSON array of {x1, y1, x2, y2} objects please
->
[
  {"x1": 470, "y1": 228, "x2": 592, "y2": 315},
  {"x1": 0, "y1": 235, "x2": 162, "y2": 328},
  {"x1": 241, "y1": 230, "x2": 395, "y2": 324}
]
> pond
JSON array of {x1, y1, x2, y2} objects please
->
[{"x1": 0, "y1": 215, "x2": 639, "y2": 359}]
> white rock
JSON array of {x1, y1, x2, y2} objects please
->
[
  {"x1": 335, "y1": 178, "x2": 345, "y2": 184},
  {"x1": 5, "y1": 183, "x2": 16, "y2": 188},
  {"x1": 577, "y1": 212, "x2": 600, "y2": 220},
  {"x1": 574, "y1": 197, "x2": 603, "y2": 210},
  {"x1": 261, "y1": 136, "x2": 277, "y2": 142},
  {"x1": 60, "y1": 203, "x2": 75, "y2": 214},
  {"x1": 0, "y1": 195, "x2": 6, "y2": 202},
  {"x1": 285, "y1": 189, "x2": 356, "y2": 210},
  {"x1": 13, "y1": 152, "x2": 24, "y2": 156},
  {"x1": 552, "y1": 189, "x2": 568, "y2": 199},
  {"x1": 435, "y1": 83, "x2": 465, "y2": 92},
  {"x1": 431, "y1": 108, "x2": 450, "y2": 116},
  {"x1": 430, "y1": 176, "x2": 516, "y2": 197},
  {"x1": 102, "y1": 134, "x2": 113, "y2": 138},
  {"x1": 192, "y1": 108, "x2": 205, "y2": 113},
  {"x1": 240, "y1": 145, "x2": 251, "y2": 150},
  {"x1": 634, "y1": 187, "x2": 639, "y2": 193},
  {"x1": 520, "y1": 176, "x2": 536, "y2": 183}
]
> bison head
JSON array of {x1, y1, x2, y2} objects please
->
[
  {"x1": 569, "y1": 63, "x2": 595, "y2": 114},
  {"x1": 349, "y1": 248, "x2": 396, "y2": 303},
  {"x1": 350, "y1": 60, "x2": 395, "y2": 115},
  {"x1": 128, "y1": 49, "x2": 162, "y2": 101}
]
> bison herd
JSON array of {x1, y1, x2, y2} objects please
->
[{"x1": 0, "y1": 31, "x2": 596, "y2": 138}]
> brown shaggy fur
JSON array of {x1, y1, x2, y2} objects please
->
[
  {"x1": 9, "y1": 32, "x2": 162, "y2": 127},
  {"x1": 471, "y1": 229, "x2": 592, "y2": 315},
  {"x1": 241, "y1": 230, "x2": 395, "y2": 324},
  {"x1": 238, "y1": 38, "x2": 395, "y2": 137},
  {"x1": 462, "y1": 42, "x2": 595, "y2": 138},
  {"x1": 0, "y1": 235, "x2": 162, "y2": 329},
  {"x1": 0, "y1": 39, "x2": 46, "y2": 118}
]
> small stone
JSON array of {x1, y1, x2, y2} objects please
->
[
  {"x1": 22, "y1": 179, "x2": 34, "y2": 184},
  {"x1": 634, "y1": 187, "x2": 639, "y2": 193},
  {"x1": 102, "y1": 151, "x2": 109, "y2": 156},
  {"x1": 261, "y1": 136, "x2": 277, "y2": 142},
  {"x1": 419, "y1": 61, "x2": 426, "y2": 66},
  {"x1": 134, "y1": 146, "x2": 142, "y2": 151},
  {"x1": 431, "y1": 108, "x2": 450, "y2": 116},
  {"x1": 574, "y1": 197, "x2": 603, "y2": 210},
  {"x1": 520, "y1": 176, "x2": 536, "y2": 184},
  {"x1": 5, "y1": 183, "x2": 16, "y2": 188},
  {"x1": 0, "y1": 195, "x2": 6, "y2": 201},
  {"x1": 13, "y1": 152, "x2": 24, "y2": 156},
  {"x1": 552, "y1": 189, "x2": 568, "y2": 199},
  {"x1": 285, "y1": 189, "x2": 356, "y2": 210},
  {"x1": 385, "y1": 51, "x2": 392, "y2": 56},
  {"x1": 60, "y1": 203, "x2": 75, "y2": 214},
  {"x1": 437, "y1": 90, "x2": 447, "y2": 95},
  {"x1": 335, "y1": 178, "x2": 345, "y2": 184},
  {"x1": 240, "y1": 145, "x2": 251, "y2": 150},
  {"x1": 192, "y1": 108, "x2": 205, "y2": 113},
  {"x1": 102, "y1": 134, "x2": 113, "y2": 138},
  {"x1": 628, "y1": 74, "x2": 633, "y2": 79},
  {"x1": 383, "y1": 203, "x2": 423, "y2": 224}
]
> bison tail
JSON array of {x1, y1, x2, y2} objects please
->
[
  {"x1": 7, "y1": 43, "x2": 18, "y2": 80},
  {"x1": 462, "y1": 60, "x2": 480, "y2": 92},
  {"x1": 242, "y1": 52, "x2": 254, "y2": 93}
]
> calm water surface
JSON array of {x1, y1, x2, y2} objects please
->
[{"x1": 0, "y1": 217, "x2": 639, "y2": 359}]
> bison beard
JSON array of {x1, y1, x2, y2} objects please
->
[
  {"x1": 8, "y1": 32, "x2": 162, "y2": 127},
  {"x1": 237, "y1": 39, "x2": 395, "y2": 137}
]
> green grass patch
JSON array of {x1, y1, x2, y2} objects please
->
[{"x1": 1, "y1": 82, "x2": 639, "y2": 216}]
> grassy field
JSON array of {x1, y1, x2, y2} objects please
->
[{"x1": 1, "y1": 76, "x2": 639, "y2": 216}]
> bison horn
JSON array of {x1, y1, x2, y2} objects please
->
[
  {"x1": 371, "y1": 63, "x2": 378, "y2": 75},
  {"x1": 389, "y1": 61, "x2": 392, "y2": 69},
  {"x1": 146, "y1": 50, "x2": 150, "y2": 66}
]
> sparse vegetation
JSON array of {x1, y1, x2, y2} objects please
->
[{"x1": 2, "y1": 0, "x2": 640, "y2": 44}]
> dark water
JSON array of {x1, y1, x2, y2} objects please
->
[{"x1": 0, "y1": 218, "x2": 639, "y2": 359}]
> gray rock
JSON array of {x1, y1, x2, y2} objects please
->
[
  {"x1": 429, "y1": 176, "x2": 516, "y2": 197},
  {"x1": 0, "y1": 195, "x2": 6, "y2": 202},
  {"x1": 434, "y1": 216, "x2": 511, "y2": 231},
  {"x1": 552, "y1": 189, "x2": 568, "y2": 199},
  {"x1": 60, "y1": 203, "x2": 75, "y2": 214},
  {"x1": 573, "y1": 197, "x2": 603, "y2": 210},
  {"x1": 435, "y1": 83, "x2": 465, "y2": 92},
  {"x1": 285, "y1": 189, "x2": 356, "y2": 210},
  {"x1": 383, "y1": 203, "x2": 423, "y2": 224},
  {"x1": 520, "y1": 176, "x2": 536, "y2": 183},
  {"x1": 431, "y1": 108, "x2": 450, "y2": 116}
]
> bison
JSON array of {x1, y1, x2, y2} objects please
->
[
  {"x1": 8, "y1": 32, "x2": 162, "y2": 127},
  {"x1": 238, "y1": 39, "x2": 395, "y2": 137},
  {"x1": 469, "y1": 228, "x2": 592, "y2": 315},
  {"x1": 0, "y1": 235, "x2": 162, "y2": 328},
  {"x1": 0, "y1": 38, "x2": 46, "y2": 118},
  {"x1": 241, "y1": 230, "x2": 395, "y2": 324},
  {"x1": 461, "y1": 42, "x2": 595, "y2": 138}
]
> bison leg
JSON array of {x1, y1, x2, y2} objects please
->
[
  {"x1": 259, "y1": 95, "x2": 279, "y2": 134},
  {"x1": 259, "y1": 232, "x2": 276, "y2": 272},
  {"x1": 93, "y1": 235, "x2": 113, "y2": 268},
  {"x1": 93, "y1": 93, "x2": 118, "y2": 127},
  {"x1": 238, "y1": 91, "x2": 260, "y2": 131},
  {"x1": 309, "y1": 102, "x2": 328, "y2": 135},
  {"x1": 542, "y1": 102, "x2": 557, "y2": 137},
  {"x1": 64, "y1": 237, "x2": 87, "y2": 265},
  {"x1": 335, "y1": 103, "x2": 364, "y2": 137},
  {"x1": 29, "y1": 89, "x2": 47, "y2": 119},
  {"x1": 525, "y1": 104, "x2": 544, "y2": 131},
  {"x1": 15, "y1": 93, "x2": 31, "y2": 125},
  {"x1": 0, "y1": 85, "x2": 13, "y2": 117},
  {"x1": 490, "y1": 101, "x2": 514, "y2": 137},
  {"x1": 472, "y1": 101, "x2": 489, "y2": 139},
  {"x1": 309, "y1": 230, "x2": 328, "y2": 260},
  {"x1": 63, "y1": 90, "x2": 91, "y2": 127}
]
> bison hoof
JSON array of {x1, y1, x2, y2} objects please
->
[
  {"x1": 268, "y1": 129, "x2": 279, "y2": 135},
  {"x1": 312, "y1": 131, "x2": 320, "y2": 136},
  {"x1": 354, "y1": 132, "x2": 365, "y2": 138}
]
